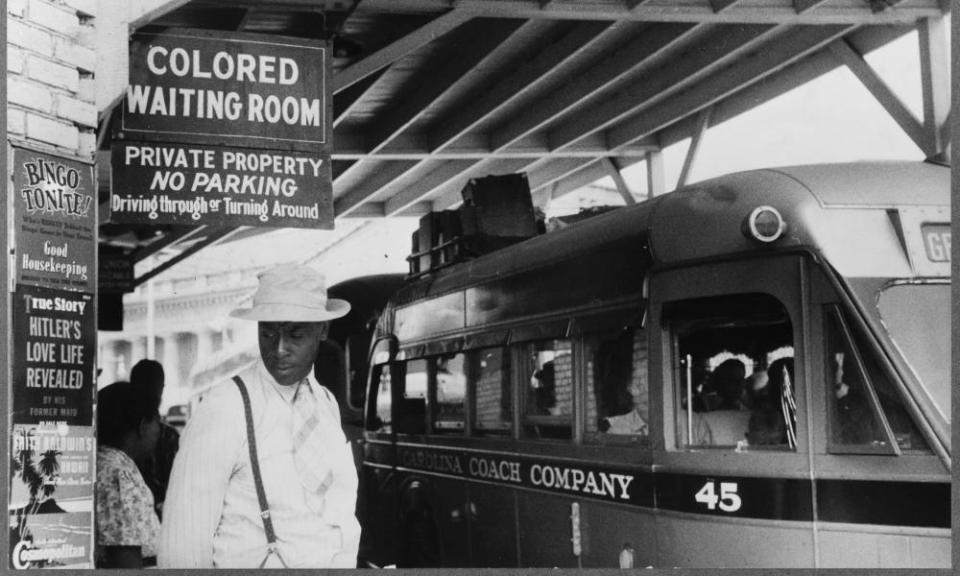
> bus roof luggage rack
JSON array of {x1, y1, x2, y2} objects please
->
[{"x1": 408, "y1": 173, "x2": 539, "y2": 278}]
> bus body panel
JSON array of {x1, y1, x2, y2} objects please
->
[
  {"x1": 653, "y1": 513, "x2": 815, "y2": 568},
  {"x1": 357, "y1": 161, "x2": 950, "y2": 568},
  {"x1": 816, "y1": 525, "x2": 951, "y2": 568}
]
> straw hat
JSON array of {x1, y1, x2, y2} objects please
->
[{"x1": 229, "y1": 264, "x2": 350, "y2": 322}]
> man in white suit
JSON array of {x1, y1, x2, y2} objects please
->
[{"x1": 158, "y1": 264, "x2": 360, "y2": 568}]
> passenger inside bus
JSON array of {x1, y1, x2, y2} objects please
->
[
  {"x1": 747, "y1": 357, "x2": 796, "y2": 447},
  {"x1": 831, "y1": 351, "x2": 877, "y2": 445},
  {"x1": 529, "y1": 360, "x2": 556, "y2": 415},
  {"x1": 594, "y1": 329, "x2": 649, "y2": 436},
  {"x1": 524, "y1": 341, "x2": 574, "y2": 439},
  {"x1": 696, "y1": 359, "x2": 751, "y2": 445},
  {"x1": 671, "y1": 293, "x2": 795, "y2": 450}
]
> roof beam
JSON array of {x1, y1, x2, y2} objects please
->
[
  {"x1": 333, "y1": 9, "x2": 473, "y2": 93},
  {"x1": 427, "y1": 20, "x2": 618, "y2": 152},
  {"x1": 600, "y1": 157, "x2": 636, "y2": 205},
  {"x1": 332, "y1": 20, "x2": 525, "y2": 186},
  {"x1": 365, "y1": 20, "x2": 525, "y2": 154},
  {"x1": 333, "y1": 68, "x2": 388, "y2": 128},
  {"x1": 526, "y1": 157, "x2": 599, "y2": 191},
  {"x1": 334, "y1": 161, "x2": 421, "y2": 217},
  {"x1": 344, "y1": 0, "x2": 943, "y2": 25},
  {"x1": 917, "y1": 16, "x2": 950, "y2": 157},
  {"x1": 386, "y1": 158, "x2": 530, "y2": 216},
  {"x1": 128, "y1": 0, "x2": 193, "y2": 31},
  {"x1": 333, "y1": 20, "x2": 628, "y2": 218},
  {"x1": 828, "y1": 39, "x2": 926, "y2": 153},
  {"x1": 129, "y1": 226, "x2": 208, "y2": 264},
  {"x1": 677, "y1": 107, "x2": 713, "y2": 187},
  {"x1": 547, "y1": 23, "x2": 782, "y2": 152},
  {"x1": 411, "y1": 25, "x2": 856, "y2": 214},
  {"x1": 541, "y1": 157, "x2": 643, "y2": 202},
  {"x1": 608, "y1": 24, "x2": 856, "y2": 150},
  {"x1": 491, "y1": 22, "x2": 701, "y2": 152},
  {"x1": 646, "y1": 150, "x2": 665, "y2": 198},
  {"x1": 709, "y1": 0, "x2": 743, "y2": 12},
  {"x1": 332, "y1": 132, "x2": 659, "y2": 159},
  {"x1": 134, "y1": 227, "x2": 242, "y2": 286},
  {"x1": 793, "y1": 0, "x2": 832, "y2": 13},
  {"x1": 657, "y1": 24, "x2": 909, "y2": 151}
]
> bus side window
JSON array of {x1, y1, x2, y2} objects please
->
[
  {"x1": 433, "y1": 353, "x2": 466, "y2": 433},
  {"x1": 588, "y1": 328, "x2": 649, "y2": 438},
  {"x1": 371, "y1": 363, "x2": 392, "y2": 433},
  {"x1": 825, "y1": 307, "x2": 929, "y2": 453},
  {"x1": 670, "y1": 293, "x2": 795, "y2": 450},
  {"x1": 396, "y1": 359, "x2": 429, "y2": 434},
  {"x1": 471, "y1": 347, "x2": 511, "y2": 436},
  {"x1": 521, "y1": 339, "x2": 573, "y2": 440}
]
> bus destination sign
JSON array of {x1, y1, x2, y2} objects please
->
[{"x1": 921, "y1": 223, "x2": 950, "y2": 262}]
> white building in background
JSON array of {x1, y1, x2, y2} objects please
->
[{"x1": 97, "y1": 218, "x2": 418, "y2": 412}]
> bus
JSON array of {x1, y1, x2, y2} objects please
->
[{"x1": 338, "y1": 161, "x2": 950, "y2": 569}]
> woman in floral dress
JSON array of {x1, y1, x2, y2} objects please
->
[{"x1": 95, "y1": 381, "x2": 161, "y2": 568}]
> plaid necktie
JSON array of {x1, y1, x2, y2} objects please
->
[{"x1": 291, "y1": 379, "x2": 333, "y2": 494}]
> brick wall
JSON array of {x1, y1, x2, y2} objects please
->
[{"x1": 8, "y1": 0, "x2": 97, "y2": 158}]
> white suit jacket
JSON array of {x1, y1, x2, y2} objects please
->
[{"x1": 158, "y1": 361, "x2": 360, "y2": 568}]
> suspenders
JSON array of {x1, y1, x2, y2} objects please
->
[{"x1": 232, "y1": 375, "x2": 289, "y2": 569}]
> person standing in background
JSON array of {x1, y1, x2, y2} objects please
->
[
  {"x1": 95, "y1": 381, "x2": 162, "y2": 568},
  {"x1": 130, "y1": 359, "x2": 180, "y2": 518}
]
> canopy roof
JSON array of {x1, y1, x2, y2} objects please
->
[{"x1": 97, "y1": 0, "x2": 950, "y2": 284}]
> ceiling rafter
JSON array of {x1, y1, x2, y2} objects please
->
[
  {"x1": 828, "y1": 38, "x2": 926, "y2": 152},
  {"x1": 333, "y1": 67, "x2": 389, "y2": 128},
  {"x1": 332, "y1": 20, "x2": 527, "y2": 188},
  {"x1": 384, "y1": 159, "x2": 531, "y2": 216},
  {"x1": 343, "y1": 0, "x2": 942, "y2": 25},
  {"x1": 709, "y1": 0, "x2": 743, "y2": 12},
  {"x1": 793, "y1": 0, "x2": 832, "y2": 13},
  {"x1": 365, "y1": 20, "x2": 527, "y2": 155},
  {"x1": 600, "y1": 156, "x2": 636, "y2": 205},
  {"x1": 328, "y1": 17, "x2": 652, "y2": 215},
  {"x1": 526, "y1": 157, "x2": 602, "y2": 191},
  {"x1": 546, "y1": 22, "x2": 784, "y2": 151},
  {"x1": 917, "y1": 16, "x2": 950, "y2": 156},
  {"x1": 331, "y1": 132, "x2": 659, "y2": 160},
  {"x1": 344, "y1": 22, "x2": 783, "y2": 215},
  {"x1": 334, "y1": 161, "x2": 421, "y2": 216},
  {"x1": 676, "y1": 106, "x2": 713, "y2": 188},
  {"x1": 491, "y1": 22, "x2": 702, "y2": 151},
  {"x1": 427, "y1": 19, "x2": 620, "y2": 152},
  {"x1": 333, "y1": 8, "x2": 474, "y2": 93},
  {"x1": 608, "y1": 24, "x2": 857, "y2": 149},
  {"x1": 657, "y1": 24, "x2": 908, "y2": 151},
  {"x1": 532, "y1": 157, "x2": 644, "y2": 204},
  {"x1": 418, "y1": 23, "x2": 858, "y2": 210}
]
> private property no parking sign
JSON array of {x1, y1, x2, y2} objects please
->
[{"x1": 111, "y1": 29, "x2": 333, "y2": 229}]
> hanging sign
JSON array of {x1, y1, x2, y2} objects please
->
[
  {"x1": 12, "y1": 147, "x2": 96, "y2": 293},
  {"x1": 122, "y1": 29, "x2": 329, "y2": 145},
  {"x1": 97, "y1": 250, "x2": 135, "y2": 294},
  {"x1": 113, "y1": 29, "x2": 334, "y2": 228},
  {"x1": 111, "y1": 141, "x2": 332, "y2": 228}
]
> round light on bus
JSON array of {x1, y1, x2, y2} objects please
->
[{"x1": 744, "y1": 206, "x2": 786, "y2": 243}]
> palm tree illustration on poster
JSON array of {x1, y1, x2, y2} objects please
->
[{"x1": 8, "y1": 424, "x2": 94, "y2": 569}]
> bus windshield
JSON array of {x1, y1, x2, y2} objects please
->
[{"x1": 877, "y1": 282, "x2": 950, "y2": 423}]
